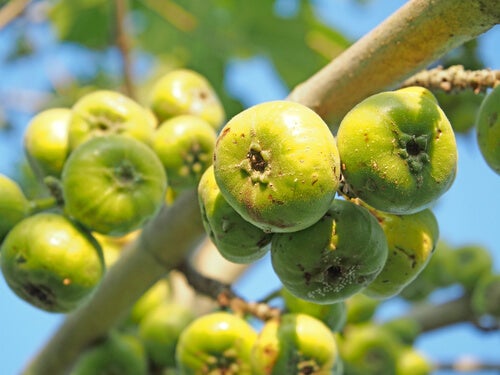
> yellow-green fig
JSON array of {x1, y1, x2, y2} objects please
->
[
  {"x1": 476, "y1": 85, "x2": 500, "y2": 174},
  {"x1": 152, "y1": 115, "x2": 217, "y2": 191},
  {"x1": 449, "y1": 244, "x2": 493, "y2": 291},
  {"x1": 214, "y1": 100, "x2": 341, "y2": 233},
  {"x1": 396, "y1": 348, "x2": 433, "y2": 375},
  {"x1": 0, "y1": 174, "x2": 30, "y2": 243},
  {"x1": 68, "y1": 90, "x2": 155, "y2": 150},
  {"x1": 364, "y1": 208, "x2": 439, "y2": 299},
  {"x1": 345, "y1": 293, "x2": 380, "y2": 325},
  {"x1": 23, "y1": 108, "x2": 71, "y2": 179},
  {"x1": 198, "y1": 165, "x2": 272, "y2": 264},
  {"x1": 337, "y1": 87, "x2": 457, "y2": 214},
  {"x1": 271, "y1": 199, "x2": 388, "y2": 304},
  {"x1": 251, "y1": 313, "x2": 340, "y2": 374},
  {"x1": 149, "y1": 69, "x2": 226, "y2": 130},
  {"x1": 0, "y1": 213, "x2": 105, "y2": 312}
]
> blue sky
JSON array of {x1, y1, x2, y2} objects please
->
[{"x1": 1, "y1": 1, "x2": 499, "y2": 374}]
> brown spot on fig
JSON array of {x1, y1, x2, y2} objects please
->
[{"x1": 23, "y1": 283, "x2": 56, "y2": 308}]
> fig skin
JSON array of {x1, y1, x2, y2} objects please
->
[
  {"x1": 68, "y1": 90, "x2": 155, "y2": 150},
  {"x1": 152, "y1": 115, "x2": 217, "y2": 191},
  {"x1": 271, "y1": 199, "x2": 388, "y2": 304},
  {"x1": 476, "y1": 85, "x2": 500, "y2": 175},
  {"x1": 149, "y1": 69, "x2": 226, "y2": 130},
  {"x1": 197, "y1": 166, "x2": 272, "y2": 264},
  {"x1": 363, "y1": 208, "x2": 439, "y2": 299},
  {"x1": 214, "y1": 100, "x2": 341, "y2": 233},
  {"x1": 0, "y1": 213, "x2": 105, "y2": 313},
  {"x1": 175, "y1": 311, "x2": 257, "y2": 375},
  {"x1": 0, "y1": 174, "x2": 30, "y2": 243},
  {"x1": 251, "y1": 313, "x2": 340, "y2": 375},
  {"x1": 61, "y1": 135, "x2": 167, "y2": 236},
  {"x1": 23, "y1": 108, "x2": 71, "y2": 179},
  {"x1": 337, "y1": 87, "x2": 457, "y2": 214}
]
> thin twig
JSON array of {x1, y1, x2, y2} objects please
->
[
  {"x1": 401, "y1": 65, "x2": 500, "y2": 94},
  {"x1": 114, "y1": 0, "x2": 135, "y2": 99},
  {"x1": 435, "y1": 357, "x2": 500, "y2": 372},
  {"x1": 0, "y1": 0, "x2": 30, "y2": 30}
]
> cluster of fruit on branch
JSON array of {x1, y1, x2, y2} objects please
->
[{"x1": 0, "y1": 67, "x2": 499, "y2": 374}]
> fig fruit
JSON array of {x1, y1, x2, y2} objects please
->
[
  {"x1": 23, "y1": 108, "x2": 71, "y2": 178},
  {"x1": 345, "y1": 293, "x2": 380, "y2": 325},
  {"x1": 337, "y1": 87, "x2": 457, "y2": 214},
  {"x1": 363, "y1": 208, "x2": 439, "y2": 299},
  {"x1": 0, "y1": 212, "x2": 104, "y2": 312},
  {"x1": 68, "y1": 90, "x2": 155, "y2": 150},
  {"x1": 476, "y1": 85, "x2": 500, "y2": 174},
  {"x1": 0, "y1": 174, "x2": 30, "y2": 243},
  {"x1": 251, "y1": 313, "x2": 340, "y2": 374},
  {"x1": 396, "y1": 348, "x2": 432, "y2": 375},
  {"x1": 152, "y1": 115, "x2": 217, "y2": 191},
  {"x1": 449, "y1": 244, "x2": 493, "y2": 291},
  {"x1": 271, "y1": 199, "x2": 388, "y2": 304},
  {"x1": 197, "y1": 166, "x2": 272, "y2": 264},
  {"x1": 129, "y1": 278, "x2": 171, "y2": 324},
  {"x1": 176, "y1": 311, "x2": 257, "y2": 374},
  {"x1": 62, "y1": 135, "x2": 167, "y2": 236},
  {"x1": 471, "y1": 273, "x2": 500, "y2": 318},
  {"x1": 139, "y1": 303, "x2": 195, "y2": 368},
  {"x1": 149, "y1": 69, "x2": 226, "y2": 130},
  {"x1": 214, "y1": 100, "x2": 341, "y2": 233}
]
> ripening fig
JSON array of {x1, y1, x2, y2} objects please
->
[
  {"x1": 448, "y1": 244, "x2": 493, "y2": 291},
  {"x1": 23, "y1": 108, "x2": 71, "y2": 178},
  {"x1": 337, "y1": 87, "x2": 457, "y2": 214},
  {"x1": 129, "y1": 278, "x2": 171, "y2": 324},
  {"x1": 396, "y1": 348, "x2": 432, "y2": 375},
  {"x1": 271, "y1": 199, "x2": 388, "y2": 304},
  {"x1": 214, "y1": 100, "x2": 341, "y2": 233},
  {"x1": 421, "y1": 240, "x2": 455, "y2": 288},
  {"x1": 471, "y1": 273, "x2": 500, "y2": 318},
  {"x1": 363, "y1": 208, "x2": 439, "y2": 299},
  {"x1": 251, "y1": 313, "x2": 341, "y2": 375},
  {"x1": 70, "y1": 331, "x2": 147, "y2": 375},
  {"x1": 0, "y1": 213, "x2": 104, "y2": 312},
  {"x1": 149, "y1": 69, "x2": 226, "y2": 130},
  {"x1": 139, "y1": 303, "x2": 195, "y2": 368},
  {"x1": 176, "y1": 311, "x2": 257, "y2": 374},
  {"x1": 281, "y1": 288, "x2": 347, "y2": 332},
  {"x1": 198, "y1": 166, "x2": 272, "y2": 264},
  {"x1": 0, "y1": 174, "x2": 29, "y2": 243},
  {"x1": 62, "y1": 135, "x2": 167, "y2": 236},
  {"x1": 152, "y1": 115, "x2": 217, "y2": 191},
  {"x1": 476, "y1": 85, "x2": 500, "y2": 174},
  {"x1": 68, "y1": 90, "x2": 155, "y2": 150}
]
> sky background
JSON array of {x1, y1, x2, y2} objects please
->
[{"x1": 1, "y1": 1, "x2": 499, "y2": 374}]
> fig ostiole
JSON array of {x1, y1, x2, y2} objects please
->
[
  {"x1": 271, "y1": 199, "x2": 388, "y2": 304},
  {"x1": 337, "y1": 87, "x2": 457, "y2": 214},
  {"x1": 61, "y1": 135, "x2": 167, "y2": 236},
  {"x1": 214, "y1": 100, "x2": 341, "y2": 233},
  {"x1": 363, "y1": 208, "x2": 439, "y2": 299},
  {"x1": 0, "y1": 212, "x2": 105, "y2": 313},
  {"x1": 198, "y1": 165, "x2": 272, "y2": 264}
]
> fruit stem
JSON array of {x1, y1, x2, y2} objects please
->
[{"x1": 28, "y1": 196, "x2": 59, "y2": 214}]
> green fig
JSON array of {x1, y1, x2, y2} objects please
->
[
  {"x1": 271, "y1": 199, "x2": 388, "y2": 304},
  {"x1": 449, "y1": 244, "x2": 493, "y2": 291},
  {"x1": 214, "y1": 100, "x2": 341, "y2": 233},
  {"x1": 197, "y1": 165, "x2": 272, "y2": 264},
  {"x1": 0, "y1": 174, "x2": 30, "y2": 243},
  {"x1": 471, "y1": 273, "x2": 500, "y2": 318},
  {"x1": 476, "y1": 85, "x2": 500, "y2": 174},
  {"x1": 345, "y1": 293, "x2": 380, "y2": 325},
  {"x1": 129, "y1": 278, "x2": 171, "y2": 324}
]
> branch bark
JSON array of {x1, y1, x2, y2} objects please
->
[{"x1": 287, "y1": 0, "x2": 500, "y2": 127}]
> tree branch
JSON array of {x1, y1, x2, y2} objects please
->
[
  {"x1": 114, "y1": 0, "x2": 136, "y2": 99},
  {"x1": 287, "y1": 0, "x2": 500, "y2": 127},
  {"x1": 0, "y1": 0, "x2": 29, "y2": 31}
]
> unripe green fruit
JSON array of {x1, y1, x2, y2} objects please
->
[
  {"x1": 449, "y1": 244, "x2": 493, "y2": 291},
  {"x1": 214, "y1": 100, "x2": 341, "y2": 233},
  {"x1": 198, "y1": 166, "x2": 272, "y2": 264},
  {"x1": 396, "y1": 348, "x2": 432, "y2": 375},
  {"x1": 476, "y1": 85, "x2": 500, "y2": 174},
  {"x1": 364, "y1": 208, "x2": 439, "y2": 299},
  {"x1": 345, "y1": 293, "x2": 380, "y2": 324},
  {"x1": 149, "y1": 69, "x2": 226, "y2": 130},
  {"x1": 471, "y1": 273, "x2": 500, "y2": 318},
  {"x1": 0, "y1": 174, "x2": 29, "y2": 243},
  {"x1": 251, "y1": 313, "x2": 340, "y2": 375},
  {"x1": 337, "y1": 87, "x2": 457, "y2": 214},
  {"x1": 129, "y1": 278, "x2": 171, "y2": 324},
  {"x1": 138, "y1": 303, "x2": 194, "y2": 368},
  {"x1": 398, "y1": 271, "x2": 436, "y2": 302},
  {"x1": 70, "y1": 332, "x2": 147, "y2": 375},
  {"x1": 281, "y1": 288, "x2": 346, "y2": 332},
  {"x1": 0, "y1": 213, "x2": 104, "y2": 312},
  {"x1": 23, "y1": 108, "x2": 71, "y2": 178},
  {"x1": 271, "y1": 199, "x2": 388, "y2": 304},
  {"x1": 62, "y1": 135, "x2": 167, "y2": 236},
  {"x1": 338, "y1": 323, "x2": 403, "y2": 375},
  {"x1": 422, "y1": 240, "x2": 455, "y2": 288},
  {"x1": 152, "y1": 115, "x2": 217, "y2": 191},
  {"x1": 69, "y1": 90, "x2": 155, "y2": 150},
  {"x1": 176, "y1": 311, "x2": 257, "y2": 375},
  {"x1": 380, "y1": 318, "x2": 422, "y2": 346}
]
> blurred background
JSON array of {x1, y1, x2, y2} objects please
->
[{"x1": 0, "y1": 1, "x2": 499, "y2": 374}]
